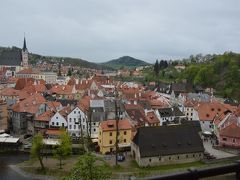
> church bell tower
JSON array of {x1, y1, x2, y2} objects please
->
[{"x1": 21, "y1": 37, "x2": 29, "y2": 68}]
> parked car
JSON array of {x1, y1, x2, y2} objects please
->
[{"x1": 117, "y1": 153, "x2": 125, "y2": 162}]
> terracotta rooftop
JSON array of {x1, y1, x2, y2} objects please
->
[
  {"x1": 100, "y1": 119, "x2": 132, "y2": 131},
  {"x1": 50, "y1": 85, "x2": 74, "y2": 95},
  {"x1": 35, "y1": 110, "x2": 55, "y2": 122},
  {"x1": 46, "y1": 129, "x2": 62, "y2": 136},
  {"x1": 196, "y1": 101, "x2": 231, "y2": 121},
  {"x1": 0, "y1": 88, "x2": 19, "y2": 96},
  {"x1": 146, "y1": 111, "x2": 160, "y2": 124},
  {"x1": 220, "y1": 123, "x2": 240, "y2": 139},
  {"x1": 12, "y1": 93, "x2": 46, "y2": 113}
]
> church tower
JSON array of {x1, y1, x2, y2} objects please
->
[{"x1": 21, "y1": 37, "x2": 29, "y2": 68}]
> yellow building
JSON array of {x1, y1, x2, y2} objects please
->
[{"x1": 98, "y1": 119, "x2": 132, "y2": 154}]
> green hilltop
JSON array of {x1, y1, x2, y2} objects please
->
[{"x1": 101, "y1": 56, "x2": 151, "y2": 69}]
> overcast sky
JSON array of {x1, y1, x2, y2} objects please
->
[{"x1": 1, "y1": 0, "x2": 240, "y2": 63}]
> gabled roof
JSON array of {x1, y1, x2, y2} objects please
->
[
  {"x1": 220, "y1": 123, "x2": 240, "y2": 139},
  {"x1": 132, "y1": 124, "x2": 204, "y2": 157},
  {"x1": 35, "y1": 110, "x2": 55, "y2": 122},
  {"x1": 158, "y1": 107, "x2": 184, "y2": 117},
  {"x1": 12, "y1": 93, "x2": 46, "y2": 113}
]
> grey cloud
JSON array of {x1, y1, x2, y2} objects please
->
[{"x1": 0, "y1": 0, "x2": 240, "y2": 63}]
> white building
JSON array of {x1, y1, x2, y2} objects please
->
[
  {"x1": 49, "y1": 111, "x2": 67, "y2": 128},
  {"x1": 67, "y1": 106, "x2": 88, "y2": 137},
  {"x1": 40, "y1": 72, "x2": 57, "y2": 84}
]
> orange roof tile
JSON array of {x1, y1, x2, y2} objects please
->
[
  {"x1": 12, "y1": 94, "x2": 46, "y2": 113},
  {"x1": 50, "y1": 85, "x2": 74, "y2": 95},
  {"x1": 0, "y1": 88, "x2": 19, "y2": 96},
  {"x1": 100, "y1": 119, "x2": 132, "y2": 131},
  {"x1": 146, "y1": 111, "x2": 159, "y2": 124},
  {"x1": 35, "y1": 110, "x2": 55, "y2": 121},
  {"x1": 220, "y1": 123, "x2": 240, "y2": 138},
  {"x1": 196, "y1": 101, "x2": 231, "y2": 121},
  {"x1": 46, "y1": 129, "x2": 62, "y2": 136}
]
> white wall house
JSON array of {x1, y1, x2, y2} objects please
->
[
  {"x1": 183, "y1": 106, "x2": 199, "y2": 121},
  {"x1": 49, "y1": 112, "x2": 67, "y2": 128},
  {"x1": 67, "y1": 106, "x2": 88, "y2": 137}
]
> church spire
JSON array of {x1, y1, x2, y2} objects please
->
[{"x1": 23, "y1": 36, "x2": 27, "y2": 51}]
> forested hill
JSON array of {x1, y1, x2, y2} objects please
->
[
  {"x1": 29, "y1": 53, "x2": 110, "y2": 70},
  {"x1": 0, "y1": 46, "x2": 111, "y2": 70},
  {"x1": 179, "y1": 52, "x2": 240, "y2": 100},
  {"x1": 101, "y1": 56, "x2": 150, "y2": 69}
]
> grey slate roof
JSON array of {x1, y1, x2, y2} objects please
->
[
  {"x1": 158, "y1": 107, "x2": 184, "y2": 117},
  {"x1": 0, "y1": 48, "x2": 22, "y2": 66},
  {"x1": 132, "y1": 123, "x2": 204, "y2": 157}
]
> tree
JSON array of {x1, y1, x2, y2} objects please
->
[
  {"x1": 53, "y1": 129, "x2": 72, "y2": 169},
  {"x1": 30, "y1": 133, "x2": 45, "y2": 170},
  {"x1": 67, "y1": 68, "x2": 72, "y2": 76},
  {"x1": 65, "y1": 153, "x2": 111, "y2": 180},
  {"x1": 154, "y1": 60, "x2": 160, "y2": 76}
]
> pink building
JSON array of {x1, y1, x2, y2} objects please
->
[{"x1": 219, "y1": 123, "x2": 240, "y2": 148}]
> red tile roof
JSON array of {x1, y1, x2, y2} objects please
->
[
  {"x1": 100, "y1": 119, "x2": 132, "y2": 131},
  {"x1": 196, "y1": 101, "x2": 231, "y2": 121},
  {"x1": 35, "y1": 110, "x2": 55, "y2": 122},
  {"x1": 12, "y1": 94, "x2": 46, "y2": 113},
  {"x1": 220, "y1": 123, "x2": 240, "y2": 138},
  {"x1": 146, "y1": 111, "x2": 159, "y2": 124},
  {"x1": 0, "y1": 88, "x2": 19, "y2": 96},
  {"x1": 46, "y1": 129, "x2": 62, "y2": 136},
  {"x1": 50, "y1": 85, "x2": 74, "y2": 95}
]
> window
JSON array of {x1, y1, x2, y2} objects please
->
[
  {"x1": 109, "y1": 140, "x2": 112, "y2": 144},
  {"x1": 94, "y1": 128, "x2": 96, "y2": 132},
  {"x1": 74, "y1": 118, "x2": 76, "y2": 122},
  {"x1": 62, "y1": 123, "x2": 64, "y2": 127},
  {"x1": 222, "y1": 137, "x2": 227, "y2": 141},
  {"x1": 52, "y1": 122, "x2": 55, "y2": 125},
  {"x1": 56, "y1": 122, "x2": 59, "y2": 126},
  {"x1": 124, "y1": 139, "x2": 126, "y2": 143},
  {"x1": 69, "y1": 118, "x2": 72, "y2": 122},
  {"x1": 78, "y1": 111, "x2": 80, "y2": 114},
  {"x1": 124, "y1": 131, "x2": 127, "y2": 135},
  {"x1": 199, "y1": 154, "x2": 202, "y2": 157},
  {"x1": 56, "y1": 116, "x2": 58, "y2": 119},
  {"x1": 93, "y1": 122, "x2": 96, "y2": 126},
  {"x1": 191, "y1": 113, "x2": 193, "y2": 116},
  {"x1": 177, "y1": 156, "x2": 179, "y2": 159},
  {"x1": 169, "y1": 157, "x2": 171, "y2": 160},
  {"x1": 186, "y1": 155, "x2": 188, "y2": 158},
  {"x1": 193, "y1": 154, "x2": 195, "y2": 157},
  {"x1": 74, "y1": 125, "x2": 76, "y2": 129},
  {"x1": 149, "y1": 158, "x2": 151, "y2": 162},
  {"x1": 69, "y1": 125, "x2": 72, "y2": 129},
  {"x1": 74, "y1": 111, "x2": 76, "y2": 114},
  {"x1": 233, "y1": 139, "x2": 236, "y2": 143},
  {"x1": 159, "y1": 157, "x2": 161, "y2": 161},
  {"x1": 110, "y1": 132, "x2": 112, "y2": 136}
]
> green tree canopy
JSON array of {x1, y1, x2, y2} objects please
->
[
  {"x1": 65, "y1": 153, "x2": 111, "y2": 180},
  {"x1": 30, "y1": 133, "x2": 45, "y2": 170},
  {"x1": 53, "y1": 129, "x2": 72, "y2": 169}
]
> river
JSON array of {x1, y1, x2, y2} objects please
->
[{"x1": 0, "y1": 153, "x2": 32, "y2": 180}]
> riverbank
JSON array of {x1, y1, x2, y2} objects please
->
[
  {"x1": 16, "y1": 154, "x2": 240, "y2": 180},
  {"x1": 9, "y1": 165, "x2": 54, "y2": 180}
]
